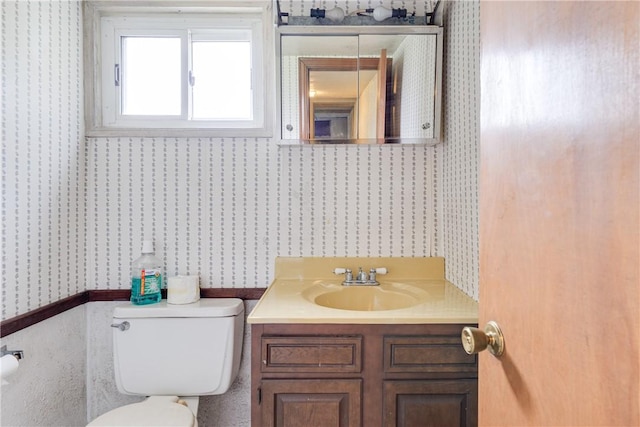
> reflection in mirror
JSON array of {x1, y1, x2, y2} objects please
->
[
  {"x1": 299, "y1": 57, "x2": 386, "y2": 140},
  {"x1": 281, "y1": 35, "x2": 358, "y2": 140},
  {"x1": 306, "y1": 61, "x2": 359, "y2": 139},
  {"x1": 280, "y1": 31, "x2": 440, "y2": 144},
  {"x1": 360, "y1": 34, "x2": 437, "y2": 141}
]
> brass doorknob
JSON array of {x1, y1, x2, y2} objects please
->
[{"x1": 461, "y1": 321, "x2": 505, "y2": 357}]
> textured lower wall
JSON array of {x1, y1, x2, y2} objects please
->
[
  {"x1": 86, "y1": 300, "x2": 256, "y2": 426},
  {"x1": 86, "y1": 302, "x2": 144, "y2": 421},
  {"x1": 0, "y1": 306, "x2": 87, "y2": 427}
]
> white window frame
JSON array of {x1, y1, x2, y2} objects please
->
[{"x1": 84, "y1": 2, "x2": 274, "y2": 138}]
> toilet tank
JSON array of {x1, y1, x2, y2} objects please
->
[{"x1": 112, "y1": 299, "x2": 244, "y2": 397}]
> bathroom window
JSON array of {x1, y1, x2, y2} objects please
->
[{"x1": 85, "y1": 3, "x2": 273, "y2": 137}]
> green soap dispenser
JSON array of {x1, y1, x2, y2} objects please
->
[{"x1": 131, "y1": 240, "x2": 163, "y2": 305}]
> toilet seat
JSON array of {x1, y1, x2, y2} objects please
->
[{"x1": 88, "y1": 396, "x2": 197, "y2": 427}]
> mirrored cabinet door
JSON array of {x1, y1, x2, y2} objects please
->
[
  {"x1": 359, "y1": 34, "x2": 439, "y2": 141},
  {"x1": 278, "y1": 27, "x2": 443, "y2": 144},
  {"x1": 281, "y1": 35, "x2": 359, "y2": 141}
]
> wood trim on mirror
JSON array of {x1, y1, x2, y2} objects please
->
[{"x1": 376, "y1": 49, "x2": 387, "y2": 139}]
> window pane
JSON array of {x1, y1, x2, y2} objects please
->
[
  {"x1": 122, "y1": 37, "x2": 181, "y2": 116},
  {"x1": 191, "y1": 41, "x2": 252, "y2": 120}
]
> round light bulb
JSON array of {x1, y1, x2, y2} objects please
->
[
  {"x1": 372, "y1": 6, "x2": 407, "y2": 21},
  {"x1": 325, "y1": 6, "x2": 345, "y2": 22},
  {"x1": 372, "y1": 6, "x2": 393, "y2": 21}
]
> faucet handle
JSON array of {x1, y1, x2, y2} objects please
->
[
  {"x1": 333, "y1": 268, "x2": 347, "y2": 275},
  {"x1": 374, "y1": 267, "x2": 388, "y2": 275}
]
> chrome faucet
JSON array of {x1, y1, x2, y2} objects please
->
[
  {"x1": 333, "y1": 267, "x2": 387, "y2": 286},
  {"x1": 356, "y1": 267, "x2": 368, "y2": 282}
]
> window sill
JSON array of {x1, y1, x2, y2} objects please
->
[{"x1": 85, "y1": 126, "x2": 273, "y2": 139}]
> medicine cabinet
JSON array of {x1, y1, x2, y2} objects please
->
[{"x1": 277, "y1": 25, "x2": 443, "y2": 145}]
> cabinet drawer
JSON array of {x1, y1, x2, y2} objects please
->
[
  {"x1": 262, "y1": 336, "x2": 362, "y2": 373},
  {"x1": 384, "y1": 336, "x2": 477, "y2": 374}
]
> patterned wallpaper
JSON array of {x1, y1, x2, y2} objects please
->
[
  {"x1": 85, "y1": 139, "x2": 435, "y2": 289},
  {"x1": 436, "y1": 0, "x2": 480, "y2": 300},
  {"x1": 1, "y1": 0, "x2": 479, "y2": 321},
  {"x1": 1, "y1": 0, "x2": 85, "y2": 319}
]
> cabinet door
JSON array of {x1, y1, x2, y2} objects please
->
[
  {"x1": 383, "y1": 380, "x2": 477, "y2": 427},
  {"x1": 261, "y1": 379, "x2": 361, "y2": 427}
]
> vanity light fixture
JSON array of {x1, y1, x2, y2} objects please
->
[
  {"x1": 310, "y1": 6, "x2": 345, "y2": 23},
  {"x1": 277, "y1": 0, "x2": 442, "y2": 26}
]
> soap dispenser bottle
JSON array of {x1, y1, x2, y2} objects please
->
[{"x1": 131, "y1": 240, "x2": 163, "y2": 305}]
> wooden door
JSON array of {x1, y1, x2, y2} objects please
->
[
  {"x1": 479, "y1": 1, "x2": 639, "y2": 426},
  {"x1": 376, "y1": 49, "x2": 387, "y2": 140}
]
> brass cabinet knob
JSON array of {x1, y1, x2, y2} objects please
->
[{"x1": 461, "y1": 321, "x2": 505, "y2": 357}]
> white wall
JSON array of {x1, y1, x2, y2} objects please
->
[
  {"x1": 0, "y1": 0, "x2": 479, "y2": 317},
  {"x1": 1, "y1": 0, "x2": 85, "y2": 320},
  {"x1": 1, "y1": 1, "x2": 86, "y2": 424},
  {"x1": 85, "y1": 139, "x2": 436, "y2": 290},
  {"x1": 392, "y1": 34, "x2": 438, "y2": 138},
  {"x1": 436, "y1": 0, "x2": 481, "y2": 300}
]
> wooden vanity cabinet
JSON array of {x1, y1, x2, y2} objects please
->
[{"x1": 251, "y1": 323, "x2": 478, "y2": 427}]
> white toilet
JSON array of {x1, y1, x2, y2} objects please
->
[{"x1": 88, "y1": 299, "x2": 245, "y2": 427}]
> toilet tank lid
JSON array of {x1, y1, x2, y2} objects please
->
[{"x1": 114, "y1": 299, "x2": 244, "y2": 319}]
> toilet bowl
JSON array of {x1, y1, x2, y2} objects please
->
[
  {"x1": 88, "y1": 396, "x2": 197, "y2": 427},
  {"x1": 87, "y1": 299, "x2": 244, "y2": 426}
]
